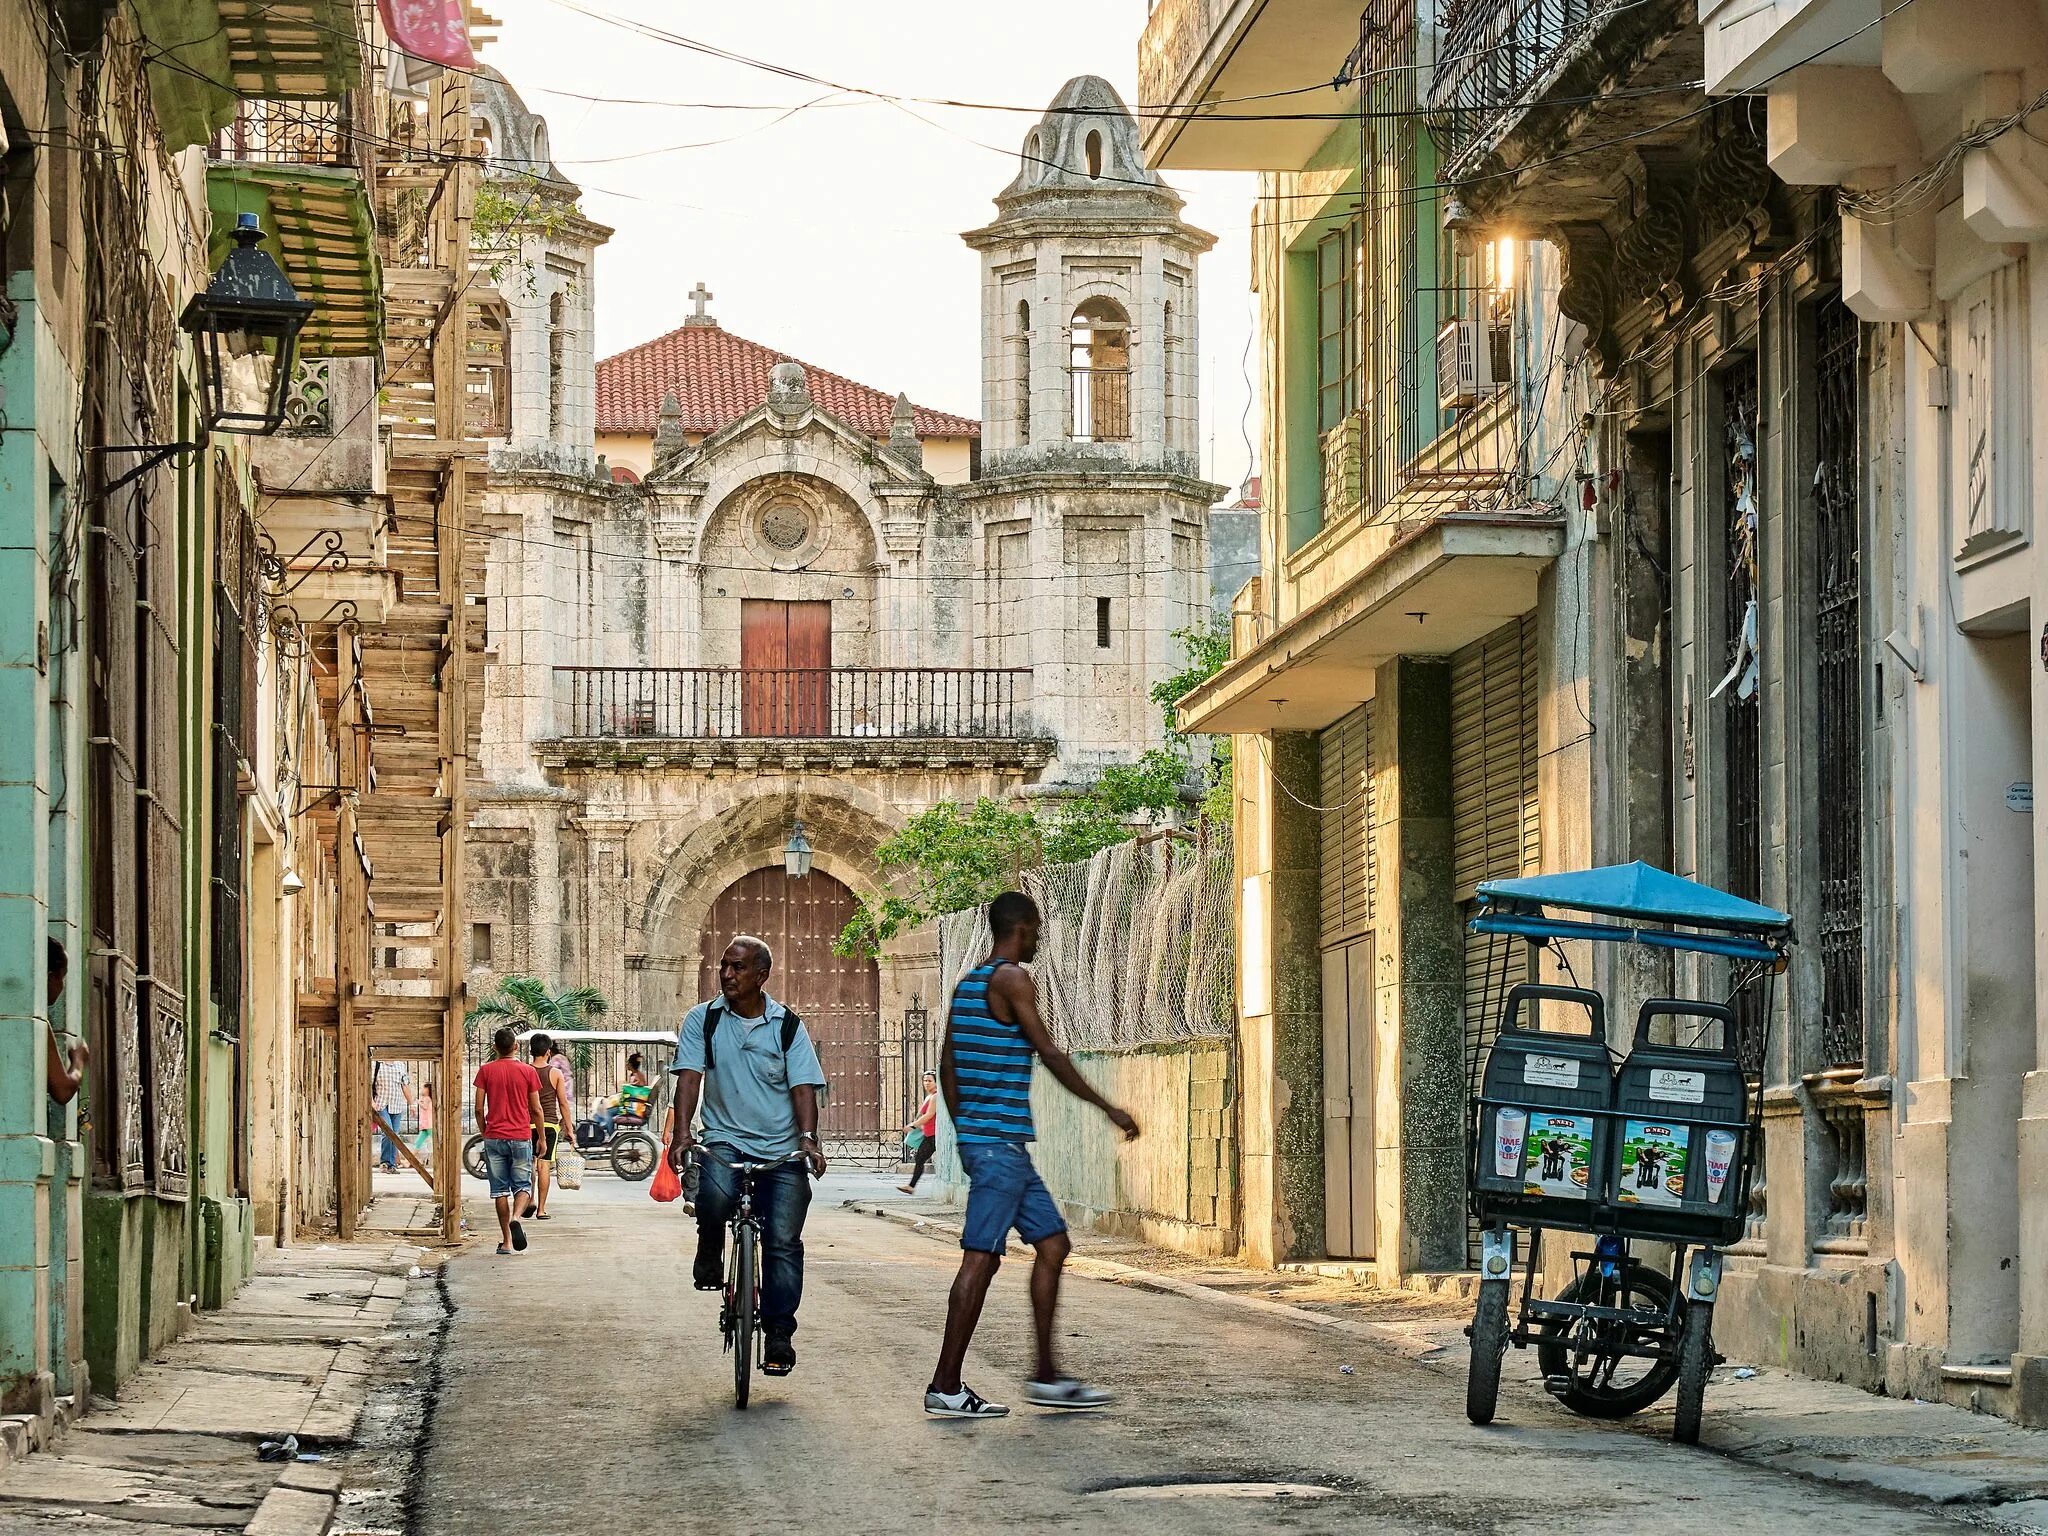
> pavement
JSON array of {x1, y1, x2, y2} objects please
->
[{"x1": 411, "y1": 1166, "x2": 2048, "y2": 1536}]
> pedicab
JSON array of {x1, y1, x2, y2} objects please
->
[
  {"x1": 1462, "y1": 863, "x2": 1790, "y2": 1444},
  {"x1": 462, "y1": 1029, "x2": 677, "y2": 1183}
]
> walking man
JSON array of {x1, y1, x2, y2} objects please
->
[
  {"x1": 528, "y1": 1033, "x2": 573, "y2": 1218},
  {"x1": 666, "y1": 935, "x2": 827, "y2": 1378},
  {"x1": 473, "y1": 1026, "x2": 544, "y2": 1255},
  {"x1": 924, "y1": 891, "x2": 1139, "y2": 1419},
  {"x1": 372, "y1": 1057, "x2": 414, "y2": 1172}
]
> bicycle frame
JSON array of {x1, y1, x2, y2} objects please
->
[{"x1": 692, "y1": 1147, "x2": 807, "y2": 1409}]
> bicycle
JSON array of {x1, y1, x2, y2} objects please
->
[{"x1": 691, "y1": 1146, "x2": 809, "y2": 1409}]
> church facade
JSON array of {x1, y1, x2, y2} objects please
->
[{"x1": 467, "y1": 76, "x2": 1220, "y2": 1149}]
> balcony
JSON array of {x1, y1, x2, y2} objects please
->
[
  {"x1": 543, "y1": 668, "x2": 1056, "y2": 771},
  {"x1": 1136, "y1": 0, "x2": 1364, "y2": 170},
  {"x1": 1426, "y1": 0, "x2": 1703, "y2": 223},
  {"x1": 1069, "y1": 367, "x2": 1132, "y2": 443}
]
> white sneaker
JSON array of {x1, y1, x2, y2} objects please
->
[
  {"x1": 924, "y1": 1384, "x2": 1010, "y2": 1418},
  {"x1": 1024, "y1": 1377, "x2": 1113, "y2": 1409}
]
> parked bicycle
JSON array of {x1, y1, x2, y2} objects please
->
[{"x1": 693, "y1": 1146, "x2": 810, "y2": 1409}]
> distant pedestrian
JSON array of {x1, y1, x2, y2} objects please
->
[
  {"x1": 44, "y1": 939, "x2": 87, "y2": 1106},
  {"x1": 899, "y1": 1071, "x2": 939, "y2": 1194},
  {"x1": 473, "y1": 1027, "x2": 544, "y2": 1255},
  {"x1": 528, "y1": 1034, "x2": 573, "y2": 1218},
  {"x1": 373, "y1": 1059, "x2": 414, "y2": 1172},
  {"x1": 414, "y1": 1083, "x2": 436, "y2": 1157},
  {"x1": 591, "y1": 1052, "x2": 652, "y2": 1138},
  {"x1": 924, "y1": 891, "x2": 1139, "y2": 1418}
]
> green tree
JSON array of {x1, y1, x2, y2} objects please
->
[
  {"x1": 464, "y1": 975, "x2": 609, "y2": 1055},
  {"x1": 1151, "y1": 615, "x2": 1234, "y2": 827}
]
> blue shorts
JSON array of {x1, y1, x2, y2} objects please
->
[
  {"x1": 482, "y1": 1137, "x2": 534, "y2": 1199},
  {"x1": 958, "y1": 1141, "x2": 1065, "y2": 1253}
]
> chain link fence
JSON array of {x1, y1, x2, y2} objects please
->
[{"x1": 938, "y1": 835, "x2": 1237, "y2": 1052}]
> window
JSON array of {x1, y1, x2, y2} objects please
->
[
  {"x1": 1317, "y1": 222, "x2": 1359, "y2": 433},
  {"x1": 1721, "y1": 362, "x2": 1764, "y2": 1073},
  {"x1": 1096, "y1": 596, "x2": 1112, "y2": 648},
  {"x1": 547, "y1": 291, "x2": 567, "y2": 436},
  {"x1": 1069, "y1": 298, "x2": 1130, "y2": 441},
  {"x1": 1015, "y1": 300, "x2": 1032, "y2": 444},
  {"x1": 1084, "y1": 130, "x2": 1103, "y2": 180},
  {"x1": 472, "y1": 923, "x2": 494, "y2": 966}
]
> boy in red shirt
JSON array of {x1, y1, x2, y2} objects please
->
[{"x1": 473, "y1": 1026, "x2": 545, "y2": 1254}]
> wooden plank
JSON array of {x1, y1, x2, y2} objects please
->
[{"x1": 369, "y1": 1108, "x2": 435, "y2": 1190}]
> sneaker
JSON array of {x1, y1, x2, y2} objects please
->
[
  {"x1": 897, "y1": 1184, "x2": 917, "y2": 1195},
  {"x1": 762, "y1": 1337, "x2": 795, "y2": 1376},
  {"x1": 509, "y1": 1220, "x2": 528, "y2": 1252},
  {"x1": 692, "y1": 1253, "x2": 723, "y2": 1291},
  {"x1": 924, "y1": 1385, "x2": 1009, "y2": 1418},
  {"x1": 1024, "y1": 1378, "x2": 1112, "y2": 1409}
]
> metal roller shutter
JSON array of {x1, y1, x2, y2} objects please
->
[
  {"x1": 1453, "y1": 615, "x2": 1541, "y2": 1263},
  {"x1": 1318, "y1": 702, "x2": 1376, "y2": 947}
]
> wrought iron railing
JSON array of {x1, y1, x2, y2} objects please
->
[
  {"x1": 211, "y1": 95, "x2": 362, "y2": 167},
  {"x1": 1069, "y1": 367, "x2": 1131, "y2": 442},
  {"x1": 1427, "y1": 0, "x2": 1604, "y2": 170},
  {"x1": 551, "y1": 667, "x2": 1039, "y2": 742}
]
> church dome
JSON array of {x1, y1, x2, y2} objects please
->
[{"x1": 994, "y1": 76, "x2": 1180, "y2": 219}]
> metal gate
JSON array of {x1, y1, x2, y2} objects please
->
[
  {"x1": 878, "y1": 995, "x2": 943, "y2": 1167},
  {"x1": 1722, "y1": 362, "x2": 1764, "y2": 1072},
  {"x1": 697, "y1": 866, "x2": 882, "y2": 1161}
]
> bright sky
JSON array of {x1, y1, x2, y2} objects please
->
[{"x1": 483, "y1": 0, "x2": 1259, "y2": 497}]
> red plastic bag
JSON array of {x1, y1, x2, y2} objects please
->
[{"x1": 651, "y1": 1156, "x2": 682, "y2": 1204}]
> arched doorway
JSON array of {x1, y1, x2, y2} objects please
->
[{"x1": 697, "y1": 867, "x2": 880, "y2": 1148}]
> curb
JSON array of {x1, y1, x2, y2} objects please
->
[
  {"x1": 841, "y1": 1198, "x2": 1447, "y2": 1362},
  {"x1": 246, "y1": 1464, "x2": 341, "y2": 1536}
]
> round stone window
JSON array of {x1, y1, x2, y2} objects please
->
[{"x1": 760, "y1": 503, "x2": 813, "y2": 551}]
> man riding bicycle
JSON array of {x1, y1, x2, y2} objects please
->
[{"x1": 667, "y1": 934, "x2": 828, "y2": 1377}]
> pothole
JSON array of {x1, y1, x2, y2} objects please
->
[{"x1": 1091, "y1": 1480, "x2": 1348, "y2": 1502}]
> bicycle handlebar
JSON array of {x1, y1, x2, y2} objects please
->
[{"x1": 689, "y1": 1146, "x2": 812, "y2": 1176}]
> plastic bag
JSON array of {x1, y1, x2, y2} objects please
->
[
  {"x1": 555, "y1": 1146, "x2": 584, "y2": 1190},
  {"x1": 651, "y1": 1156, "x2": 682, "y2": 1203}
]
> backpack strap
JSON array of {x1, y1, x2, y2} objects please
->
[
  {"x1": 779, "y1": 1008, "x2": 802, "y2": 1054},
  {"x1": 702, "y1": 1001, "x2": 723, "y2": 1074}
]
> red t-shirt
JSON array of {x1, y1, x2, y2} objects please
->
[{"x1": 475, "y1": 1058, "x2": 542, "y2": 1141}]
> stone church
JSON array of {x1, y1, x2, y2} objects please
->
[{"x1": 466, "y1": 74, "x2": 1220, "y2": 1148}]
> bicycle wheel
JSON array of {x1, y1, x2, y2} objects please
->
[
  {"x1": 1671, "y1": 1301, "x2": 1713, "y2": 1444},
  {"x1": 732, "y1": 1224, "x2": 757, "y2": 1410},
  {"x1": 462, "y1": 1135, "x2": 486, "y2": 1181},
  {"x1": 1534, "y1": 1259, "x2": 1681, "y2": 1418},
  {"x1": 1465, "y1": 1278, "x2": 1511, "y2": 1426}
]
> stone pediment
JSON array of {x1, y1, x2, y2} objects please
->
[{"x1": 642, "y1": 367, "x2": 931, "y2": 496}]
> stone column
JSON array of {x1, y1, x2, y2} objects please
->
[{"x1": 1370, "y1": 658, "x2": 1465, "y2": 1279}]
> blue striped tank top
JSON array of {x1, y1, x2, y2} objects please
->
[{"x1": 949, "y1": 960, "x2": 1035, "y2": 1143}]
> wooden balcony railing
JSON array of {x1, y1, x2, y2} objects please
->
[{"x1": 552, "y1": 667, "x2": 1040, "y2": 742}]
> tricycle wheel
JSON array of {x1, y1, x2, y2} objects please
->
[
  {"x1": 1465, "y1": 1278, "x2": 1511, "y2": 1425},
  {"x1": 1672, "y1": 1301, "x2": 1713, "y2": 1444},
  {"x1": 611, "y1": 1131, "x2": 659, "y2": 1182},
  {"x1": 1535, "y1": 1259, "x2": 1681, "y2": 1419}
]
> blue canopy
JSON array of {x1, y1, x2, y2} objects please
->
[{"x1": 1475, "y1": 862, "x2": 1790, "y2": 935}]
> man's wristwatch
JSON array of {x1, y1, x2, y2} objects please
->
[{"x1": 799, "y1": 1132, "x2": 820, "y2": 1147}]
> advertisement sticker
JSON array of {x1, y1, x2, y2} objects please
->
[
  {"x1": 1617, "y1": 1120, "x2": 1689, "y2": 1207},
  {"x1": 1523, "y1": 1054, "x2": 1582, "y2": 1090},
  {"x1": 1521, "y1": 1112, "x2": 1594, "y2": 1199}
]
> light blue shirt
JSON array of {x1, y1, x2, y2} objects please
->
[{"x1": 669, "y1": 994, "x2": 826, "y2": 1162}]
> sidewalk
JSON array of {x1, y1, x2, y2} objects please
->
[
  {"x1": 845, "y1": 1187, "x2": 2048, "y2": 1533},
  {"x1": 0, "y1": 1222, "x2": 439, "y2": 1535}
]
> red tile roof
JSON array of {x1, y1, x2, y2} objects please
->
[{"x1": 595, "y1": 320, "x2": 979, "y2": 440}]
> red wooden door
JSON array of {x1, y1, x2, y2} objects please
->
[
  {"x1": 740, "y1": 599, "x2": 831, "y2": 735},
  {"x1": 697, "y1": 867, "x2": 880, "y2": 1142}
]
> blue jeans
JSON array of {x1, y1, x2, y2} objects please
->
[
  {"x1": 379, "y1": 1121, "x2": 401, "y2": 1170},
  {"x1": 694, "y1": 1146, "x2": 812, "y2": 1341},
  {"x1": 482, "y1": 1137, "x2": 534, "y2": 1199},
  {"x1": 959, "y1": 1141, "x2": 1065, "y2": 1253}
]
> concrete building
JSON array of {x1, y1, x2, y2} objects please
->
[{"x1": 467, "y1": 77, "x2": 1221, "y2": 1152}]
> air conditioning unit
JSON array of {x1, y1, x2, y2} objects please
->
[{"x1": 1437, "y1": 318, "x2": 1501, "y2": 411}]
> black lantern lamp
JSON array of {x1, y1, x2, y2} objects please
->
[
  {"x1": 784, "y1": 818, "x2": 814, "y2": 879},
  {"x1": 180, "y1": 212, "x2": 314, "y2": 436}
]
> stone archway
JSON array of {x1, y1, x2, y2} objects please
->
[{"x1": 697, "y1": 866, "x2": 881, "y2": 1147}]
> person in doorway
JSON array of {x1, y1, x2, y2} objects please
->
[
  {"x1": 924, "y1": 891, "x2": 1140, "y2": 1419},
  {"x1": 666, "y1": 935, "x2": 827, "y2": 1378},
  {"x1": 44, "y1": 939, "x2": 87, "y2": 1105},
  {"x1": 899, "y1": 1071, "x2": 939, "y2": 1194},
  {"x1": 413, "y1": 1083, "x2": 436, "y2": 1158},
  {"x1": 528, "y1": 1034, "x2": 573, "y2": 1218},
  {"x1": 473, "y1": 1026, "x2": 544, "y2": 1255},
  {"x1": 372, "y1": 1058, "x2": 414, "y2": 1172}
]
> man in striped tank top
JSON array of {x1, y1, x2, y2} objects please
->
[{"x1": 924, "y1": 891, "x2": 1140, "y2": 1419}]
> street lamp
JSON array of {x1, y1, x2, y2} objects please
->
[
  {"x1": 784, "y1": 818, "x2": 814, "y2": 879},
  {"x1": 180, "y1": 212, "x2": 314, "y2": 436}
]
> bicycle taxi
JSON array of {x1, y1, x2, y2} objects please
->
[
  {"x1": 1462, "y1": 862, "x2": 1790, "y2": 1444},
  {"x1": 462, "y1": 1029, "x2": 678, "y2": 1184}
]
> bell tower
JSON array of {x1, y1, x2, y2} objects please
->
[
  {"x1": 964, "y1": 76, "x2": 1213, "y2": 476},
  {"x1": 961, "y1": 78, "x2": 1224, "y2": 782}
]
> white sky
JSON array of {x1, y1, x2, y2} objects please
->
[{"x1": 483, "y1": 0, "x2": 1259, "y2": 497}]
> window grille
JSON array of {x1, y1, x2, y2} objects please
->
[{"x1": 1721, "y1": 363, "x2": 1763, "y2": 1073}]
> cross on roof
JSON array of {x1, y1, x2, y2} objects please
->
[{"x1": 686, "y1": 281, "x2": 715, "y2": 325}]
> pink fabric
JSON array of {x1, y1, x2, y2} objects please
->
[{"x1": 378, "y1": 0, "x2": 476, "y2": 69}]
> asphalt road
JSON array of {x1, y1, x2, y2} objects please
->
[{"x1": 416, "y1": 1169, "x2": 1968, "y2": 1536}]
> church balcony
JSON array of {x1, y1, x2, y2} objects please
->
[
  {"x1": 542, "y1": 667, "x2": 1056, "y2": 771},
  {"x1": 1426, "y1": 0, "x2": 1704, "y2": 225}
]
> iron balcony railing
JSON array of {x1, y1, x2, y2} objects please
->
[
  {"x1": 1069, "y1": 367, "x2": 1132, "y2": 442},
  {"x1": 1427, "y1": 0, "x2": 1604, "y2": 171},
  {"x1": 552, "y1": 667, "x2": 1039, "y2": 742},
  {"x1": 210, "y1": 95, "x2": 362, "y2": 167}
]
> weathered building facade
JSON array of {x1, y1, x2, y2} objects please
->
[{"x1": 468, "y1": 77, "x2": 1221, "y2": 1151}]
